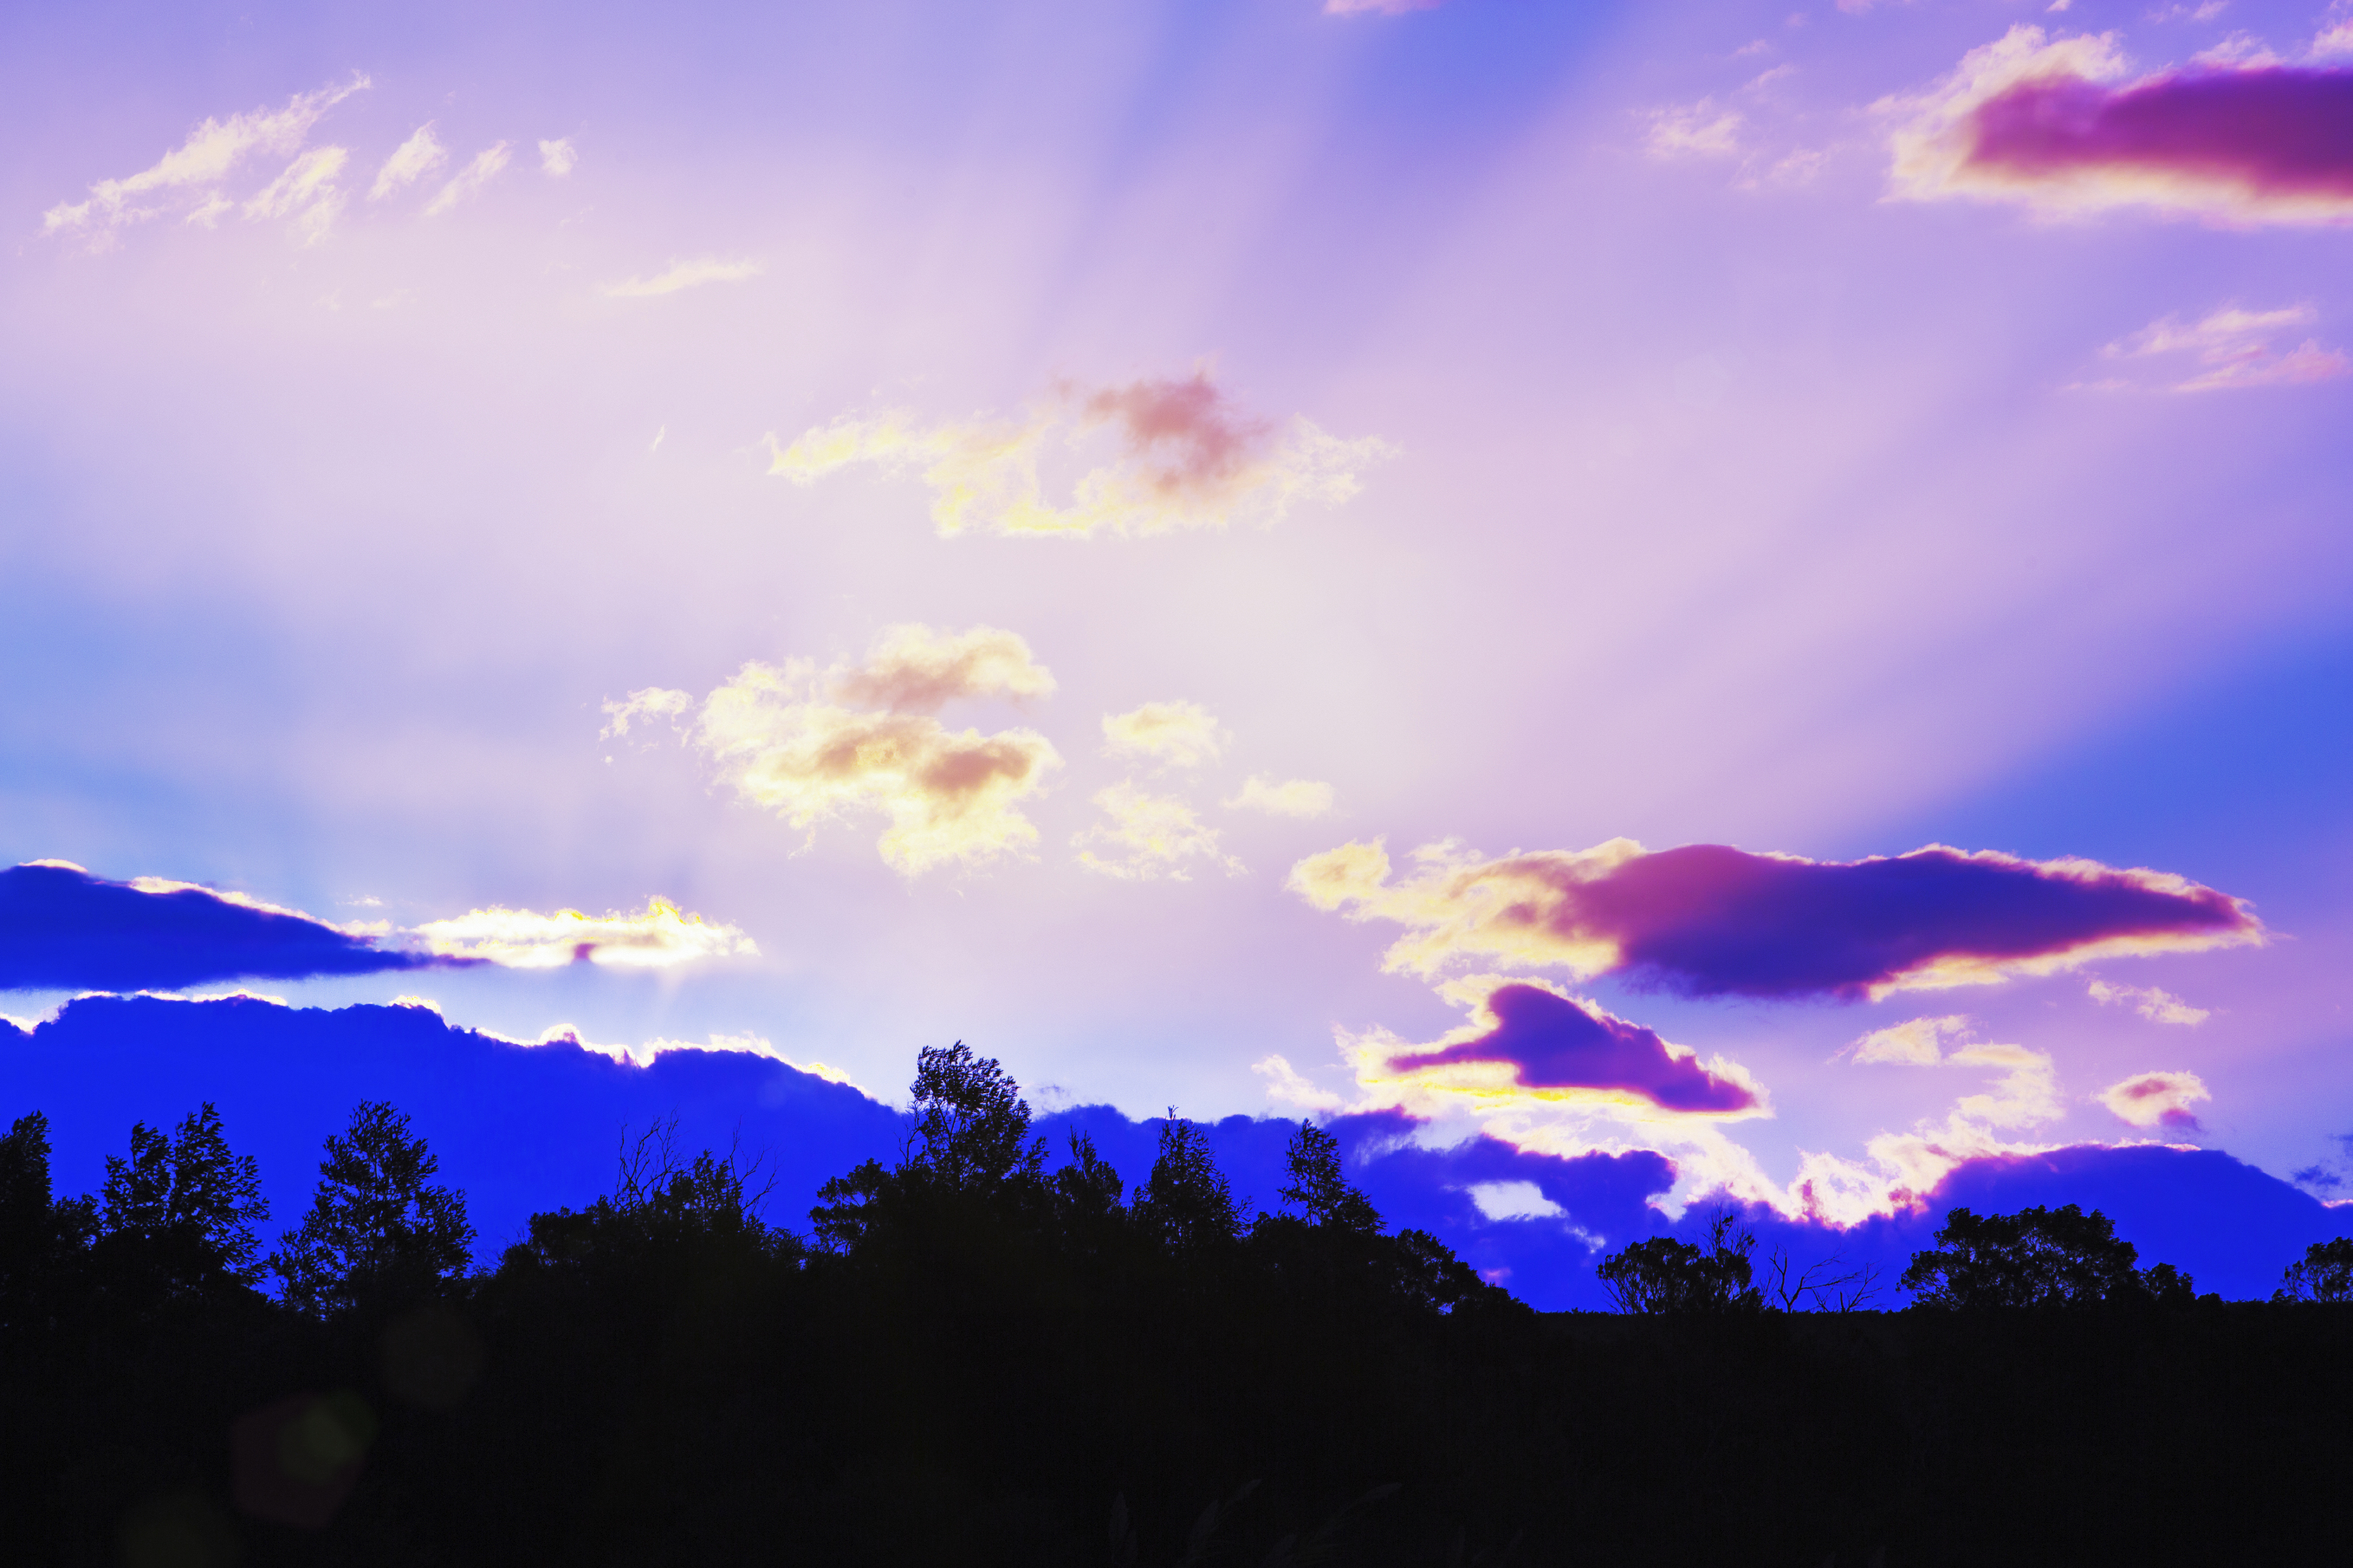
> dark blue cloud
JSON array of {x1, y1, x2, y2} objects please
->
[
  {"x1": 7, "y1": 996, "x2": 2342, "y2": 1308},
  {"x1": 3, "y1": 994, "x2": 902, "y2": 1255},
  {"x1": 0, "y1": 861, "x2": 436, "y2": 992}
]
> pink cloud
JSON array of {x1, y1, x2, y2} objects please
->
[
  {"x1": 2100, "y1": 1069, "x2": 2212, "y2": 1129},
  {"x1": 1293, "y1": 839, "x2": 2260, "y2": 1000},
  {"x1": 1387, "y1": 983, "x2": 1760, "y2": 1114},
  {"x1": 1890, "y1": 26, "x2": 2353, "y2": 223},
  {"x1": 1075, "y1": 370, "x2": 1279, "y2": 506}
]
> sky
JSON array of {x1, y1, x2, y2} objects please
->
[{"x1": 4, "y1": 0, "x2": 2350, "y2": 1308}]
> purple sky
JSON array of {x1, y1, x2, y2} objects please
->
[{"x1": 4, "y1": 0, "x2": 2350, "y2": 1306}]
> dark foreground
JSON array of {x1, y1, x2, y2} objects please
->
[
  {"x1": 4, "y1": 1053, "x2": 2350, "y2": 1566},
  {"x1": 10, "y1": 1248, "x2": 2353, "y2": 1565}
]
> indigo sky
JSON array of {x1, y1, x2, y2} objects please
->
[{"x1": 4, "y1": 0, "x2": 2350, "y2": 1306}]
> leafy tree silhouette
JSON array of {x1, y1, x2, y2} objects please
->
[
  {"x1": 508, "y1": 1115, "x2": 788, "y2": 1275},
  {"x1": 1275, "y1": 1121, "x2": 1380, "y2": 1234},
  {"x1": 1595, "y1": 1207, "x2": 1762, "y2": 1314},
  {"x1": 94, "y1": 1103, "x2": 269, "y2": 1301},
  {"x1": 270, "y1": 1101, "x2": 475, "y2": 1317},
  {"x1": 1, "y1": 1111, "x2": 96, "y2": 1325},
  {"x1": 2274, "y1": 1236, "x2": 2353, "y2": 1302},
  {"x1": 1900, "y1": 1204, "x2": 2193, "y2": 1308},
  {"x1": 1133, "y1": 1111, "x2": 1247, "y2": 1256}
]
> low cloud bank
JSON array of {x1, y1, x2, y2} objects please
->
[{"x1": 3, "y1": 996, "x2": 2336, "y2": 1308}]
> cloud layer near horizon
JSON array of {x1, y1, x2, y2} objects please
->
[
  {"x1": 5, "y1": 993, "x2": 2335, "y2": 1307},
  {"x1": 1290, "y1": 838, "x2": 2259, "y2": 1000}
]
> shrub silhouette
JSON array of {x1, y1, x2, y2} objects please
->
[{"x1": 1595, "y1": 1207, "x2": 1761, "y2": 1313}]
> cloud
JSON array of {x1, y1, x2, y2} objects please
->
[
  {"x1": 2100, "y1": 1068, "x2": 2212, "y2": 1129},
  {"x1": 409, "y1": 897, "x2": 756, "y2": 969},
  {"x1": 1790, "y1": 1024, "x2": 2069, "y2": 1223},
  {"x1": 1225, "y1": 776, "x2": 1337, "y2": 819},
  {"x1": 5, "y1": 993, "x2": 904, "y2": 1268},
  {"x1": 600, "y1": 686, "x2": 695, "y2": 739},
  {"x1": 768, "y1": 368, "x2": 1393, "y2": 537},
  {"x1": 2089, "y1": 977, "x2": 2211, "y2": 1024},
  {"x1": 601, "y1": 257, "x2": 764, "y2": 299},
  {"x1": 1288, "y1": 836, "x2": 2259, "y2": 1000},
  {"x1": 1646, "y1": 100, "x2": 1746, "y2": 159},
  {"x1": 0, "y1": 860, "x2": 429, "y2": 992},
  {"x1": 829, "y1": 624, "x2": 1054, "y2": 714},
  {"x1": 1383, "y1": 982, "x2": 1763, "y2": 1116},
  {"x1": 1465, "y1": 1180, "x2": 1565, "y2": 1221},
  {"x1": 424, "y1": 143, "x2": 511, "y2": 217},
  {"x1": 539, "y1": 138, "x2": 578, "y2": 177},
  {"x1": 1073, "y1": 782, "x2": 1244, "y2": 881},
  {"x1": 1887, "y1": 25, "x2": 2353, "y2": 224},
  {"x1": 240, "y1": 146, "x2": 349, "y2": 244},
  {"x1": 2087, "y1": 304, "x2": 2350, "y2": 391},
  {"x1": 1848, "y1": 1014, "x2": 1970, "y2": 1066},
  {"x1": 1101, "y1": 701, "x2": 1224, "y2": 768},
  {"x1": 42, "y1": 74, "x2": 369, "y2": 240},
  {"x1": 369, "y1": 125, "x2": 447, "y2": 200},
  {"x1": 633, "y1": 654, "x2": 1060, "y2": 877}
]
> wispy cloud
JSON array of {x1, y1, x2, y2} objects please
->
[
  {"x1": 1790, "y1": 1020, "x2": 2068, "y2": 1224},
  {"x1": 2088, "y1": 977, "x2": 2211, "y2": 1023},
  {"x1": 2084, "y1": 304, "x2": 2350, "y2": 392},
  {"x1": 1645, "y1": 100, "x2": 1745, "y2": 159},
  {"x1": 768, "y1": 369, "x2": 1393, "y2": 538},
  {"x1": 1102, "y1": 701, "x2": 1225, "y2": 769},
  {"x1": 1226, "y1": 776, "x2": 1337, "y2": 819},
  {"x1": 424, "y1": 142, "x2": 512, "y2": 217},
  {"x1": 42, "y1": 74, "x2": 369, "y2": 241},
  {"x1": 369, "y1": 124, "x2": 446, "y2": 200},
  {"x1": 539, "y1": 138, "x2": 579, "y2": 177},
  {"x1": 601, "y1": 256, "x2": 764, "y2": 298},
  {"x1": 1074, "y1": 782, "x2": 1243, "y2": 881},
  {"x1": 410, "y1": 897, "x2": 756, "y2": 969}
]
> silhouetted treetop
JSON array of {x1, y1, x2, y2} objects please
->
[
  {"x1": 1277, "y1": 1121, "x2": 1381, "y2": 1235},
  {"x1": 1133, "y1": 1111, "x2": 1247, "y2": 1256},
  {"x1": 1900, "y1": 1204, "x2": 2193, "y2": 1309},
  {"x1": 2275, "y1": 1236, "x2": 2353, "y2": 1303},
  {"x1": 97, "y1": 1103, "x2": 269, "y2": 1299},
  {"x1": 908, "y1": 1040, "x2": 1047, "y2": 1193},
  {"x1": 271, "y1": 1100, "x2": 474, "y2": 1319}
]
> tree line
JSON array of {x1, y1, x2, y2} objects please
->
[{"x1": 3, "y1": 1043, "x2": 2350, "y2": 1565}]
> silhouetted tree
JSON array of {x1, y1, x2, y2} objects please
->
[
  {"x1": 0, "y1": 1111, "x2": 94, "y2": 1325},
  {"x1": 508, "y1": 1116, "x2": 789, "y2": 1275},
  {"x1": 811, "y1": 1040, "x2": 1047, "y2": 1252},
  {"x1": 1596, "y1": 1207, "x2": 1761, "y2": 1313},
  {"x1": 1900, "y1": 1204, "x2": 2191, "y2": 1308},
  {"x1": 271, "y1": 1101, "x2": 475, "y2": 1317},
  {"x1": 2275, "y1": 1236, "x2": 2353, "y2": 1302},
  {"x1": 1132, "y1": 1111, "x2": 1246, "y2": 1257},
  {"x1": 94, "y1": 1103, "x2": 268, "y2": 1300},
  {"x1": 1276, "y1": 1121, "x2": 1381, "y2": 1234}
]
